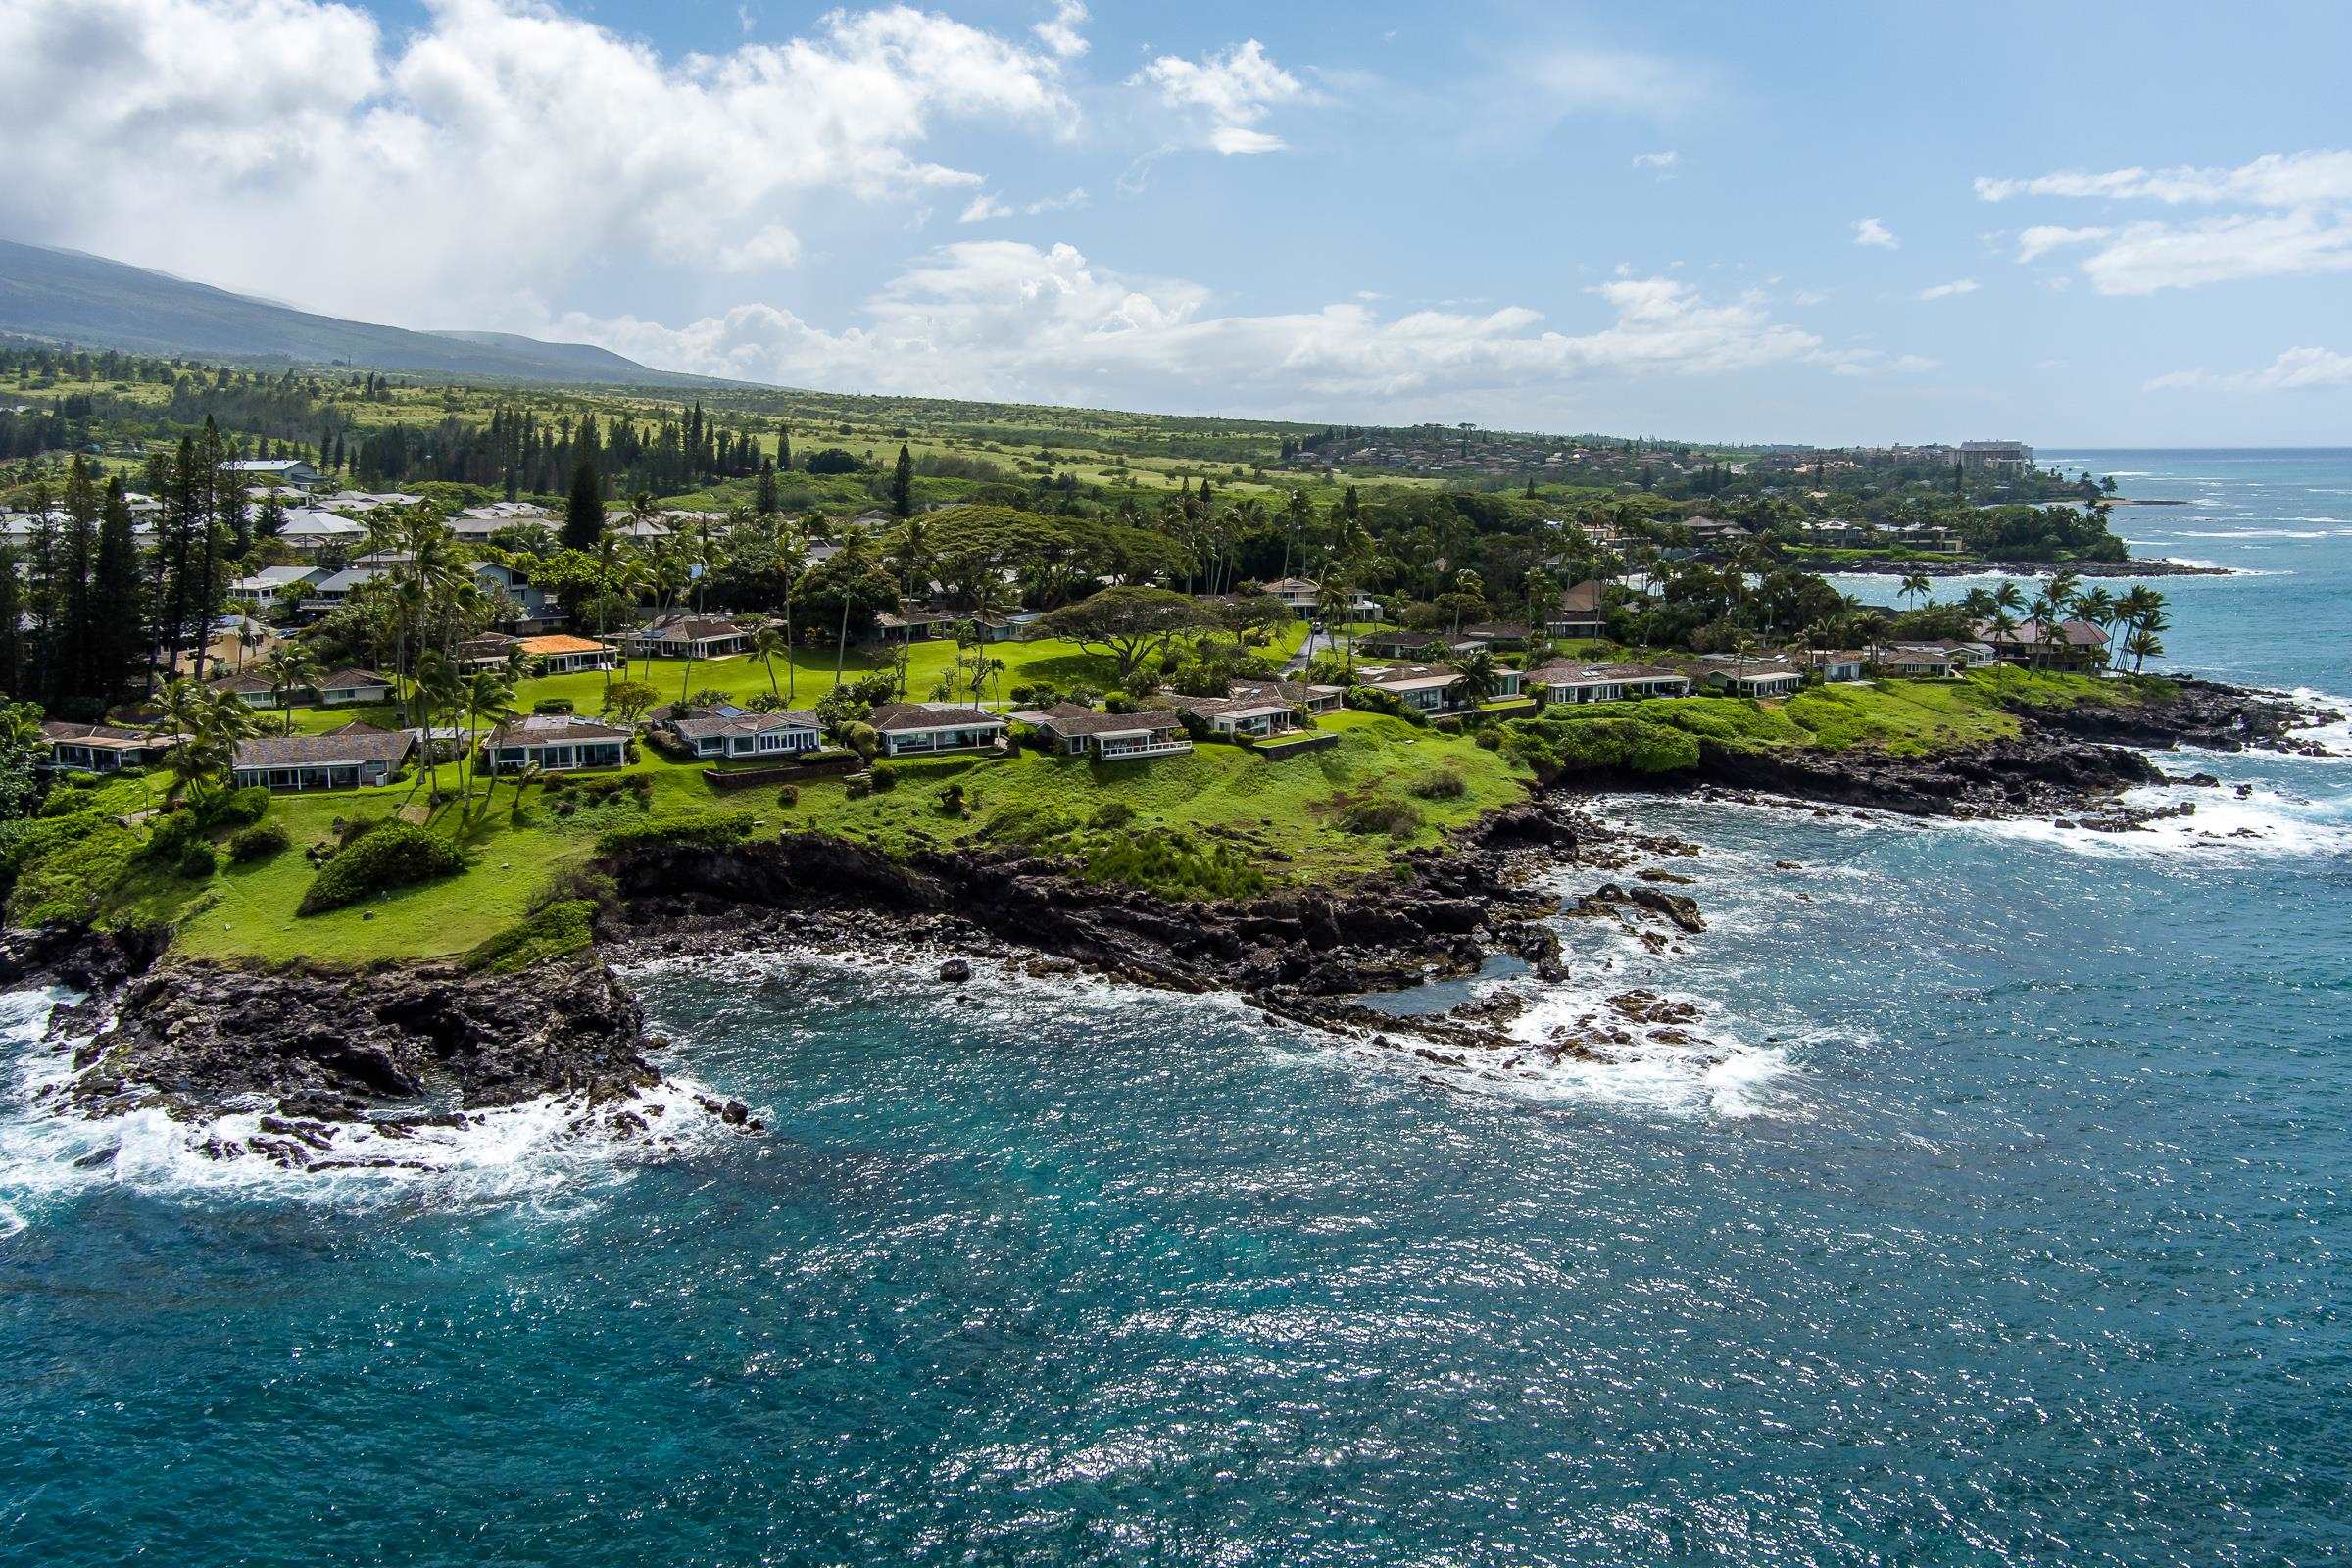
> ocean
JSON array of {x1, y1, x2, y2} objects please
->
[{"x1": 3, "y1": 451, "x2": 2347, "y2": 1566}]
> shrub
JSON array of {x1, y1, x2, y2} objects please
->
[
  {"x1": 207, "y1": 786, "x2": 270, "y2": 828},
  {"x1": 464, "y1": 900, "x2": 597, "y2": 974},
  {"x1": 1102, "y1": 689, "x2": 1135, "y2": 713},
  {"x1": 1475, "y1": 728, "x2": 1502, "y2": 751},
  {"x1": 1409, "y1": 769, "x2": 1468, "y2": 800},
  {"x1": 533, "y1": 697, "x2": 575, "y2": 715},
  {"x1": 228, "y1": 821, "x2": 291, "y2": 862},
  {"x1": 938, "y1": 781, "x2": 965, "y2": 815},
  {"x1": 178, "y1": 844, "x2": 220, "y2": 881},
  {"x1": 775, "y1": 785, "x2": 800, "y2": 808},
  {"x1": 142, "y1": 811, "x2": 203, "y2": 863},
  {"x1": 1081, "y1": 830, "x2": 1265, "y2": 901},
  {"x1": 594, "y1": 813, "x2": 752, "y2": 854},
  {"x1": 1431, "y1": 714, "x2": 1463, "y2": 735},
  {"x1": 1345, "y1": 685, "x2": 1406, "y2": 718},
  {"x1": 38, "y1": 785, "x2": 93, "y2": 819},
  {"x1": 337, "y1": 815, "x2": 389, "y2": 848},
  {"x1": 298, "y1": 822, "x2": 464, "y2": 914},
  {"x1": 1339, "y1": 797, "x2": 1423, "y2": 838},
  {"x1": 982, "y1": 800, "x2": 1082, "y2": 848},
  {"x1": 868, "y1": 763, "x2": 899, "y2": 792},
  {"x1": 1091, "y1": 800, "x2": 1135, "y2": 829},
  {"x1": 841, "y1": 721, "x2": 881, "y2": 761}
]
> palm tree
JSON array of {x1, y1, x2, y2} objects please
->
[
  {"x1": 590, "y1": 534, "x2": 636, "y2": 689},
  {"x1": 411, "y1": 650, "x2": 461, "y2": 800},
  {"x1": 889, "y1": 514, "x2": 936, "y2": 600},
  {"x1": 1898, "y1": 572, "x2": 1932, "y2": 612},
  {"x1": 750, "y1": 623, "x2": 788, "y2": 703},
  {"x1": 158, "y1": 680, "x2": 254, "y2": 806},
  {"x1": 1447, "y1": 648, "x2": 1500, "y2": 709},
  {"x1": 260, "y1": 641, "x2": 320, "y2": 735},
  {"x1": 2125, "y1": 624, "x2": 2166, "y2": 673},
  {"x1": 829, "y1": 529, "x2": 880, "y2": 690},
  {"x1": 768, "y1": 521, "x2": 808, "y2": 705},
  {"x1": 459, "y1": 667, "x2": 516, "y2": 816}
]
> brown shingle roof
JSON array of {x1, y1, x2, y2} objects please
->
[
  {"x1": 486, "y1": 715, "x2": 629, "y2": 747},
  {"x1": 868, "y1": 703, "x2": 1006, "y2": 734},
  {"x1": 1027, "y1": 704, "x2": 1181, "y2": 736},
  {"x1": 233, "y1": 730, "x2": 416, "y2": 768},
  {"x1": 666, "y1": 710, "x2": 820, "y2": 742}
]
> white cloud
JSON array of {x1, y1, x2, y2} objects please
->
[
  {"x1": 1853, "y1": 218, "x2": 1899, "y2": 249},
  {"x1": 1031, "y1": 0, "x2": 1087, "y2": 60},
  {"x1": 1915, "y1": 278, "x2": 1979, "y2": 300},
  {"x1": 1633, "y1": 149, "x2": 1678, "y2": 172},
  {"x1": 1975, "y1": 150, "x2": 2352, "y2": 295},
  {"x1": 1975, "y1": 150, "x2": 2352, "y2": 206},
  {"x1": 2015, "y1": 224, "x2": 2109, "y2": 262},
  {"x1": 1130, "y1": 38, "x2": 1309, "y2": 155},
  {"x1": 2147, "y1": 345, "x2": 2352, "y2": 393},
  {"x1": 2078, "y1": 212, "x2": 2352, "y2": 295},
  {"x1": 534, "y1": 241, "x2": 1833, "y2": 413},
  {"x1": 0, "y1": 0, "x2": 1083, "y2": 323},
  {"x1": 957, "y1": 186, "x2": 1090, "y2": 223},
  {"x1": 1514, "y1": 48, "x2": 1713, "y2": 120},
  {"x1": 1819, "y1": 348, "x2": 1940, "y2": 378}
]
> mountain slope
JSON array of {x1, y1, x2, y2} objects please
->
[{"x1": 0, "y1": 240, "x2": 718, "y2": 388}]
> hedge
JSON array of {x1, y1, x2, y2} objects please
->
[{"x1": 298, "y1": 823, "x2": 466, "y2": 915}]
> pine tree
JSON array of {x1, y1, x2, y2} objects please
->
[
  {"x1": 777, "y1": 423, "x2": 792, "y2": 471},
  {"x1": 563, "y1": 457, "x2": 607, "y2": 550},
  {"x1": 56, "y1": 456, "x2": 101, "y2": 711},
  {"x1": 0, "y1": 543, "x2": 21, "y2": 699},
  {"x1": 92, "y1": 475, "x2": 143, "y2": 709},
  {"x1": 891, "y1": 444, "x2": 914, "y2": 518},
  {"x1": 755, "y1": 456, "x2": 779, "y2": 516}
]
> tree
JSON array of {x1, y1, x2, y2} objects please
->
[
  {"x1": 260, "y1": 641, "x2": 321, "y2": 734},
  {"x1": 1898, "y1": 572, "x2": 1932, "y2": 611},
  {"x1": 750, "y1": 623, "x2": 789, "y2": 701},
  {"x1": 91, "y1": 477, "x2": 144, "y2": 708},
  {"x1": 891, "y1": 443, "x2": 915, "y2": 518},
  {"x1": 1036, "y1": 587, "x2": 1208, "y2": 684},
  {"x1": 754, "y1": 457, "x2": 779, "y2": 517},
  {"x1": 1447, "y1": 648, "x2": 1500, "y2": 709},
  {"x1": 459, "y1": 668, "x2": 517, "y2": 815},
  {"x1": 563, "y1": 458, "x2": 606, "y2": 550},
  {"x1": 2125, "y1": 625, "x2": 2165, "y2": 673},
  {"x1": 600, "y1": 679, "x2": 659, "y2": 724}
]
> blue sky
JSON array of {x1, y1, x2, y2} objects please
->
[{"x1": 6, "y1": 0, "x2": 2350, "y2": 444}]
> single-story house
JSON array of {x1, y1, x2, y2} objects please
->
[
  {"x1": 1972, "y1": 618, "x2": 2109, "y2": 669},
  {"x1": 1358, "y1": 627, "x2": 1481, "y2": 661},
  {"x1": 274, "y1": 508, "x2": 368, "y2": 551},
  {"x1": 1873, "y1": 646, "x2": 1962, "y2": 679},
  {"x1": 454, "y1": 633, "x2": 521, "y2": 672},
  {"x1": 316, "y1": 668, "x2": 394, "y2": 706},
  {"x1": 662, "y1": 707, "x2": 823, "y2": 760},
  {"x1": 1524, "y1": 661, "x2": 1693, "y2": 705},
  {"x1": 468, "y1": 561, "x2": 558, "y2": 629},
  {"x1": 606, "y1": 517, "x2": 672, "y2": 541},
  {"x1": 1461, "y1": 622, "x2": 1540, "y2": 649},
  {"x1": 1546, "y1": 580, "x2": 1609, "y2": 639},
  {"x1": 1229, "y1": 677, "x2": 1346, "y2": 714},
  {"x1": 875, "y1": 607, "x2": 957, "y2": 642},
  {"x1": 482, "y1": 714, "x2": 629, "y2": 773},
  {"x1": 867, "y1": 703, "x2": 1009, "y2": 759},
  {"x1": 516, "y1": 633, "x2": 618, "y2": 674},
  {"x1": 220, "y1": 457, "x2": 322, "y2": 491},
  {"x1": 231, "y1": 726, "x2": 416, "y2": 791},
  {"x1": 1014, "y1": 704, "x2": 1194, "y2": 760},
  {"x1": 39, "y1": 721, "x2": 180, "y2": 773},
  {"x1": 1699, "y1": 656, "x2": 1805, "y2": 699},
  {"x1": 1357, "y1": 664, "x2": 1467, "y2": 714},
  {"x1": 209, "y1": 670, "x2": 285, "y2": 707},
  {"x1": 1805, "y1": 649, "x2": 1868, "y2": 683},
  {"x1": 1161, "y1": 692, "x2": 1300, "y2": 740},
  {"x1": 617, "y1": 615, "x2": 753, "y2": 661}
]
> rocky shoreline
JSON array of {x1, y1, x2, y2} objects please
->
[
  {"x1": 1822, "y1": 555, "x2": 2229, "y2": 578},
  {"x1": 3, "y1": 675, "x2": 2333, "y2": 1158}
]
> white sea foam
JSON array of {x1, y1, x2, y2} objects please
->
[
  {"x1": 1960, "y1": 776, "x2": 2352, "y2": 861},
  {"x1": 0, "y1": 988, "x2": 729, "y2": 1219},
  {"x1": 2171, "y1": 527, "x2": 2329, "y2": 540}
]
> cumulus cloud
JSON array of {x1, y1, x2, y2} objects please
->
[
  {"x1": 957, "y1": 186, "x2": 1090, "y2": 223},
  {"x1": 0, "y1": 0, "x2": 1082, "y2": 322},
  {"x1": 1030, "y1": 0, "x2": 1087, "y2": 60},
  {"x1": 1915, "y1": 278, "x2": 1979, "y2": 300},
  {"x1": 2147, "y1": 345, "x2": 2352, "y2": 392},
  {"x1": 530, "y1": 241, "x2": 1832, "y2": 413},
  {"x1": 1853, "y1": 218, "x2": 1898, "y2": 249},
  {"x1": 1130, "y1": 38, "x2": 1310, "y2": 155},
  {"x1": 1975, "y1": 149, "x2": 2352, "y2": 295},
  {"x1": 1975, "y1": 150, "x2": 2352, "y2": 206}
]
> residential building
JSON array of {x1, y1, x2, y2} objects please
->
[
  {"x1": 1524, "y1": 661, "x2": 1693, "y2": 705},
  {"x1": 1358, "y1": 626, "x2": 1481, "y2": 661},
  {"x1": 1959, "y1": 441, "x2": 2034, "y2": 475},
  {"x1": 219, "y1": 458, "x2": 323, "y2": 491},
  {"x1": 1872, "y1": 647, "x2": 1962, "y2": 678},
  {"x1": 274, "y1": 508, "x2": 367, "y2": 551},
  {"x1": 515, "y1": 633, "x2": 618, "y2": 674},
  {"x1": 482, "y1": 714, "x2": 629, "y2": 773},
  {"x1": 1805, "y1": 650, "x2": 1868, "y2": 682},
  {"x1": 1699, "y1": 655, "x2": 1805, "y2": 699},
  {"x1": 1971, "y1": 617, "x2": 2109, "y2": 670},
  {"x1": 38, "y1": 721, "x2": 180, "y2": 773},
  {"x1": 617, "y1": 615, "x2": 753, "y2": 661},
  {"x1": 1547, "y1": 580, "x2": 1608, "y2": 638},
  {"x1": 868, "y1": 703, "x2": 1008, "y2": 758},
  {"x1": 1356, "y1": 662, "x2": 1521, "y2": 713},
  {"x1": 1229, "y1": 677, "x2": 1345, "y2": 713},
  {"x1": 1161, "y1": 692, "x2": 1300, "y2": 740},
  {"x1": 231, "y1": 726, "x2": 416, "y2": 791},
  {"x1": 1015, "y1": 704, "x2": 1193, "y2": 760},
  {"x1": 316, "y1": 668, "x2": 393, "y2": 706},
  {"x1": 662, "y1": 706, "x2": 823, "y2": 760},
  {"x1": 209, "y1": 670, "x2": 284, "y2": 707},
  {"x1": 1259, "y1": 576, "x2": 1323, "y2": 613},
  {"x1": 225, "y1": 564, "x2": 322, "y2": 607}
]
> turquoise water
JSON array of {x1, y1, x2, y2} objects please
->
[{"x1": 4, "y1": 452, "x2": 2349, "y2": 1566}]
